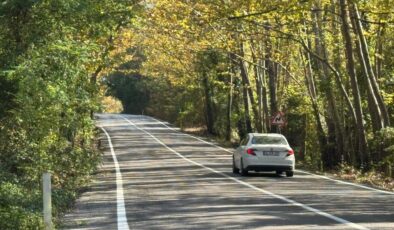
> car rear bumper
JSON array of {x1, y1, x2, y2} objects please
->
[{"x1": 245, "y1": 165, "x2": 294, "y2": 172}]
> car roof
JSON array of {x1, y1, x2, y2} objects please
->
[{"x1": 249, "y1": 133, "x2": 285, "y2": 137}]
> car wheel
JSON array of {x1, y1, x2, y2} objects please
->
[
  {"x1": 286, "y1": 171, "x2": 294, "y2": 177},
  {"x1": 276, "y1": 171, "x2": 283, "y2": 175},
  {"x1": 240, "y1": 159, "x2": 248, "y2": 176},
  {"x1": 232, "y1": 157, "x2": 239, "y2": 174}
]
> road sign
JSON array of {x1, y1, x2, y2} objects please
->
[{"x1": 271, "y1": 112, "x2": 286, "y2": 126}]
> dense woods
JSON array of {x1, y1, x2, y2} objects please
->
[
  {"x1": 107, "y1": 0, "x2": 394, "y2": 174},
  {"x1": 0, "y1": 0, "x2": 393, "y2": 228},
  {"x1": 0, "y1": 0, "x2": 139, "y2": 227}
]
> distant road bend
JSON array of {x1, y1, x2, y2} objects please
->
[{"x1": 62, "y1": 114, "x2": 394, "y2": 230}]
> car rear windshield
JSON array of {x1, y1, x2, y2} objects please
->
[{"x1": 251, "y1": 136, "x2": 287, "y2": 145}]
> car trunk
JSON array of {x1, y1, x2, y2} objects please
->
[{"x1": 250, "y1": 144, "x2": 290, "y2": 163}]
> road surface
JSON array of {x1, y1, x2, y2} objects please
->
[{"x1": 62, "y1": 114, "x2": 394, "y2": 230}]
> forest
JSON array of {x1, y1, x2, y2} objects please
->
[
  {"x1": 0, "y1": 0, "x2": 393, "y2": 228},
  {"x1": 108, "y1": 0, "x2": 394, "y2": 174},
  {"x1": 0, "y1": 0, "x2": 139, "y2": 228}
]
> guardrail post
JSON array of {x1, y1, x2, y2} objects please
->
[{"x1": 43, "y1": 172, "x2": 52, "y2": 230}]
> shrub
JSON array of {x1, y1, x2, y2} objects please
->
[{"x1": 370, "y1": 127, "x2": 394, "y2": 177}]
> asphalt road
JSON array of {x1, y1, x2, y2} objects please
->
[{"x1": 62, "y1": 114, "x2": 394, "y2": 230}]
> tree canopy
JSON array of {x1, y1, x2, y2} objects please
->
[
  {"x1": 107, "y1": 0, "x2": 394, "y2": 172},
  {"x1": 0, "y1": 0, "x2": 140, "y2": 227},
  {"x1": 1, "y1": 0, "x2": 393, "y2": 227}
]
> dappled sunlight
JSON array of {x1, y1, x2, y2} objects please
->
[{"x1": 63, "y1": 114, "x2": 394, "y2": 230}]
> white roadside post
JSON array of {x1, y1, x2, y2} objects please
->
[{"x1": 43, "y1": 172, "x2": 52, "y2": 230}]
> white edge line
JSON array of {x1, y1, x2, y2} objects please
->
[
  {"x1": 100, "y1": 127, "x2": 130, "y2": 230},
  {"x1": 147, "y1": 116, "x2": 394, "y2": 196},
  {"x1": 121, "y1": 116, "x2": 368, "y2": 230},
  {"x1": 295, "y1": 170, "x2": 394, "y2": 195}
]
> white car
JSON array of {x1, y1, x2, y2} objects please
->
[{"x1": 233, "y1": 133, "x2": 295, "y2": 177}]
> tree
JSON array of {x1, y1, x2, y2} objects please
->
[{"x1": 109, "y1": 0, "x2": 394, "y2": 174}]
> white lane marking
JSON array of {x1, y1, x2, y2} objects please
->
[
  {"x1": 121, "y1": 116, "x2": 368, "y2": 230},
  {"x1": 187, "y1": 157, "x2": 232, "y2": 160},
  {"x1": 148, "y1": 116, "x2": 394, "y2": 196},
  {"x1": 100, "y1": 127, "x2": 130, "y2": 230},
  {"x1": 148, "y1": 117, "x2": 232, "y2": 153}
]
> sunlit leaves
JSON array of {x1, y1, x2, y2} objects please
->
[{"x1": 0, "y1": 0, "x2": 142, "y2": 226}]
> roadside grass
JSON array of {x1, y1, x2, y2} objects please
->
[
  {"x1": 296, "y1": 161, "x2": 394, "y2": 192},
  {"x1": 334, "y1": 164, "x2": 394, "y2": 192}
]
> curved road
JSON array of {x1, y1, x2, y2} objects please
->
[{"x1": 62, "y1": 114, "x2": 394, "y2": 230}]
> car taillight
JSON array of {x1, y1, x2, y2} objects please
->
[
  {"x1": 246, "y1": 148, "x2": 256, "y2": 156},
  {"x1": 286, "y1": 149, "x2": 294, "y2": 156}
]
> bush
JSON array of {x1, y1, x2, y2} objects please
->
[
  {"x1": 0, "y1": 181, "x2": 43, "y2": 229},
  {"x1": 0, "y1": 206, "x2": 44, "y2": 230},
  {"x1": 0, "y1": 40, "x2": 102, "y2": 228},
  {"x1": 370, "y1": 127, "x2": 394, "y2": 177}
]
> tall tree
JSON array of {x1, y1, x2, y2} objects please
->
[
  {"x1": 339, "y1": 0, "x2": 369, "y2": 165},
  {"x1": 351, "y1": 3, "x2": 390, "y2": 128}
]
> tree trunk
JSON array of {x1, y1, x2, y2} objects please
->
[
  {"x1": 239, "y1": 42, "x2": 260, "y2": 133},
  {"x1": 202, "y1": 71, "x2": 215, "y2": 135},
  {"x1": 331, "y1": 0, "x2": 354, "y2": 164},
  {"x1": 259, "y1": 28, "x2": 271, "y2": 132},
  {"x1": 351, "y1": 3, "x2": 390, "y2": 127},
  {"x1": 263, "y1": 24, "x2": 278, "y2": 132},
  {"x1": 241, "y1": 80, "x2": 253, "y2": 133},
  {"x1": 226, "y1": 58, "x2": 234, "y2": 141},
  {"x1": 374, "y1": 24, "x2": 384, "y2": 80},
  {"x1": 352, "y1": 27, "x2": 383, "y2": 132},
  {"x1": 250, "y1": 39, "x2": 263, "y2": 132},
  {"x1": 261, "y1": 59, "x2": 270, "y2": 133},
  {"x1": 268, "y1": 60, "x2": 278, "y2": 116},
  {"x1": 265, "y1": 59, "x2": 278, "y2": 132},
  {"x1": 311, "y1": 5, "x2": 343, "y2": 169},
  {"x1": 300, "y1": 48, "x2": 328, "y2": 158},
  {"x1": 350, "y1": 7, "x2": 383, "y2": 132},
  {"x1": 340, "y1": 0, "x2": 369, "y2": 166}
]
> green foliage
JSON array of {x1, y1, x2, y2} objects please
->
[
  {"x1": 282, "y1": 84, "x2": 322, "y2": 168},
  {"x1": 106, "y1": 72, "x2": 149, "y2": 114},
  {"x1": 126, "y1": 0, "x2": 394, "y2": 175},
  {"x1": 0, "y1": 181, "x2": 44, "y2": 229},
  {"x1": 143, "y1": 77, "x2": 182, "y2": 123},
  {"x1": 0, "y1": 0, "x2": 139, "y2": 227},
  {"x1": 0, "y1": 39, "x2": 102, "y2": 228},
  {"x1": 104, "y1": 48, "x2": 150, "y2": 115},
  {"x1": 0, "y1": 206, "x2": 44, "y2": 230},
  {"x1": 2, "y1": 40, "x2": 98, "y2": 179},
  {"x1": 370, "y1": 127, "x2": 394, "y2": 176},
  {"x1": 0, "y1": 74, "x2": 18, "y2": 119}
]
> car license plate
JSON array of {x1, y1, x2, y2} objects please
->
[{"x1": 263, "y1": 151, "x2": 279, "y2": 156}]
